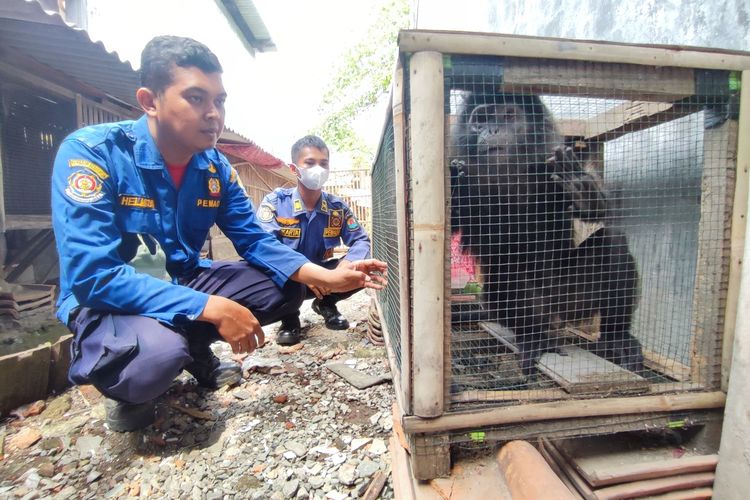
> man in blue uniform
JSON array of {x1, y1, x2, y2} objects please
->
[
  {"x1": 51, "y1": 36, "x2": 386, "y2": 431},
  {"x1": 258, "y1": 135, "x2": 371, "y2": 345}
]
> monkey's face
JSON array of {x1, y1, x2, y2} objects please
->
[{"x1": 467, "y1": 103, "x2": 533, "y2": 163}]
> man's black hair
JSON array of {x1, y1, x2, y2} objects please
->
[
  {"x1": 140, "y1": 35, "x2": 223, "y2": 94},
  {"x1": 291, "y1": 135, "x2": 329, "y2": 164}
]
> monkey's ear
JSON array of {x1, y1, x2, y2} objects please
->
[{"x1": 136, "y1": 87, "x2": 158, "y2": 116}]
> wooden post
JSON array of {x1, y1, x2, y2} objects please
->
[
  {"x1": 722, "y1": 72, "x2": 750, "y2": 391},
  {"x1": 391, "y1": 61, "x2": 413, "y2": 414},
  {"x1": 690, "y1": 112, "x2": 738, "y2": 388},
  {"x1": 408, "y1": 51, "x2": 445, "y2": 418},
  {"x1": 407, "y1": 433, "x2": 451, "y2": 480},
  {"x1": 714, "y1": 70, "x2": 750, "y2": 499}
]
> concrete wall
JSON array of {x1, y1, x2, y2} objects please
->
[{"x1": 416, "y1": 0, "x2": 750, "y2": 51}]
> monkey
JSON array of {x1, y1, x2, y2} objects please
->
[{"x1": 450, "y1": 92, "x2": 644, "y2": 376}]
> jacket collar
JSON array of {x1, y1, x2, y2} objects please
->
[{"x1": 131, "y1": 115, "x2": 210, "y2": 171}]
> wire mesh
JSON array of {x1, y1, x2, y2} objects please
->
[
  {"x1": 371, "y1": 116, "x2": 402, "y2": 373},
  {"x1": 443, "y1": 55, "x2": 735, "y2": 408}
]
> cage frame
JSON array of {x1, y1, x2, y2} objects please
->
[{"x1": 373, "y1": 29, "x2": 750, "y2": 479}]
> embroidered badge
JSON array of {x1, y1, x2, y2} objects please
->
[
  {"x1": 208, "y1": 177, "x2": 221, "y2": 198},
  {"x1": 275, "y1": 216, "x2": 299, "y2": 226},
  {"x1": 208, "y1": 162, "x2": 217, "y2": 173},
  {"x1": 323, "y1": 227, "x2": 341, "y2": 238},
  {"x1": 280, "y1": 227, "x2": 301, "y2": 238},
  {"x1": 320, "y1": 199, "x2": 328, "y2": 213},
  {"x1": 257, "y1": 204, "x2": 274, "y2": 222},
  {"x1": 65, "y1": 171, "x2": 104, "y2": 203},
  {"x1": 293, "y1": 199, "x2": 303, "y2": 212},
  {"x1": 329, "y1": 209, "x2": 343, "y2": 228},
  {"x1": 119, "y1": 195, "x2": 155, "y2": 209},
  {"x1": 197, "y1": 199, "x2": 221, "y2": 208},
  {"x1": 347, "y1": 216, "x2": 360, "y2": 230},
  {"x1": 68, "y1": 159, "x2": 109, "y2": 180}
]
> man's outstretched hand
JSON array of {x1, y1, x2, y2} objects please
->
[{"x1": 293, "y1": 259, "x2": 388, "y2": 293}]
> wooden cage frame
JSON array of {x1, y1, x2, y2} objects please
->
[{"x1": 373, "y1": 30, "x2": 750, "y2": 479}]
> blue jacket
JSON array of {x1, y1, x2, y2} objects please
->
[
  {"x1": 258, "y1": 187, "x2": 370, "y2": 265},
  {"x1": 51, "y1": 116, "x2": 309, "y2": 325}
]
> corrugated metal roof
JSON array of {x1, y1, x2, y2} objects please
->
[
  {"x1": 0, "y1": 0, "x2": 140, "y2": 109},
  {"x1": 215, "y1": 0, "x2": 276, "y2": 54}
]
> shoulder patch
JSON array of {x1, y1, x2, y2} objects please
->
[
  {"x1": 208, "y1": 177, "x2": 221, "y2": 198},
  {"x1": 257, "y1": 204, "x2": 275, "y2": 223},
  {"x1": 346, "y1": 215, "x2": 360, "y2": 231},
  {"x1": 66, "y1": 171, "x2": 104, "y2": 203},
  {"x1": 68, "y1": 159, "x2": 109, "y2": 180}
]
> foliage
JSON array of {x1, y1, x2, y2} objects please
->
[{"x1": 312, "y1": 0, "x2": 411, "y2": 162}]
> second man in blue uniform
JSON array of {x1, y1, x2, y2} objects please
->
[{"x1": 259, "y1": 136, "x2": 371, "y2": 345}]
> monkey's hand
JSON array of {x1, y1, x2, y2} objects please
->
[{"x1": 548, "y1": 147, "x2": 608, "y2": 221}]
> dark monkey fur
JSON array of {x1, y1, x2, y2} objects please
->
[{"x1": 450, "y1": 93, "x2": 644, "y2": 375}]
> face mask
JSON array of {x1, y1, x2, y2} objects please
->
[{"x1": 297, "y1": 164, "x2": 329, "y2": 190}]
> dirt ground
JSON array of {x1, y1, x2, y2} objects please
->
[{"x1": 0, "y1": 290, "x2": 395, "y2": 499}]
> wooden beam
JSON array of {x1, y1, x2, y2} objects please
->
[
  {"x1": 642, "y1": 348, "x2": 691, "y2": 382},
  {"x1": 474, "y1": 410, "x2": 720, "y2": 444},
  {"x1": 402, "y1": 392, "x2": 726, "y2": 434},
  {"x1": 502, "y1": 59, "x2": 694, "y2": 102},
  {"x1": 584, "y1": 101, "x2": 695, "y2": 142},
  {"x1": 399, "y1": 30, "x2": 750, "y2": 71},
  {"x1": 408, "y1": 51, "x2": 445, "y2": 418}
]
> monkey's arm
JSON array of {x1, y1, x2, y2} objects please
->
[{"x1": 547, "y1": 147, "x2": 608, "y2": 221}]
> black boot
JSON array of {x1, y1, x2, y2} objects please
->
[
  {"x1": 184, "y1": 341, "x2": 242, "y2": 389},
  {"x1": 104, "y1": 397, "x2": 156, "y2": 432},
  {"x1": 276, "y1": 315, "x2": 301, "y2": 346},
  {"x1": 312, "y1": 298, "x2": 349, "y2": 330}
]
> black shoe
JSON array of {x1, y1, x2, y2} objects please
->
[
  {"x1": 184, "y1": 342, "x2": 242, "y2": 389},
  {"x1": 312, "y1": 299, "x2": 350, "y2": 330},
  {"x1": 104, "y1": 398, "x2": 156, "y2": 432},
  {"x1": 276, "y1": 316, "x2": 301, "y2": 346}
]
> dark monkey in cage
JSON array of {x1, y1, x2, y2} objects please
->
[{"x1": 450, "y1": 92, "x2": 644, "y2": 375}]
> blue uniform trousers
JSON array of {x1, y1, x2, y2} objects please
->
[{"x1": 67, "y1": 261, "x2": 305, "y2": 404}]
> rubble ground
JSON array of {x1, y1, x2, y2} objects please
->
[{"x1": 0, "y1": 291, "x2": 395, "y2": 500}]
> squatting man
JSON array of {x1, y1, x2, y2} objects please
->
[{"x1": 51, "y1": 35, "x2": 387, "y2": 432}]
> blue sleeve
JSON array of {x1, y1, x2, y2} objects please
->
[
  {"x1": 216, "y1": 168, "x2": 308, "y2": 287},
  {"x1": 340, "y1": 205, "x2": 371, "y2": 261},
  {"x1": 52, "y1": 139, "x2": 209, "y2": 324}
]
